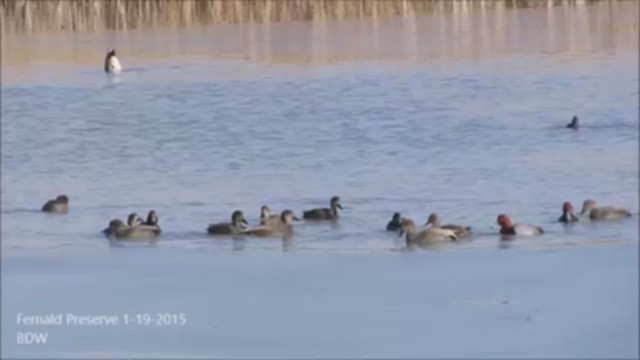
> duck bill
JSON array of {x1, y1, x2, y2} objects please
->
[
  {"x1": 579, "y1": 209, "x2": 586, "y2": 215},
  {"x1": 337, "y1": 204, "x2": 343, "y2": 209},
  {"x1": 242, "y1": 219, "x2": 249, "y2": 225},
  {"x1": 293, "y1": 216, "x2": 301, "y2": 221},
  {"x1": 398, "y1": 230, "x2": 405, "y2": 238}
]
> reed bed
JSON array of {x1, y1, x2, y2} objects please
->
[{"x1": 1, "y1": 0, "x2": 602, "y2": 34}]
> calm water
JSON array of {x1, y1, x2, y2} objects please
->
[{"x1": 1, "y1": 2, "x2": 639, "y2": 358}]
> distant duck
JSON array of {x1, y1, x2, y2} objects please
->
[
  {"x1": 41, "y1": 194, "x2": 69, "y2": 213},
  {"x1": 142, "y1": 210, "x2": 159, "y2": 226},
  {"x1": 303, "y1": 196, "x2": 342, "y2": 220},
  {"x1": 103, "y1": 219, "x2": 161, "y2": 240},
  {"x1": 104, "y1": 49, "x2": 122, "y2": 74},
  {"x1": 243, "y1": 210, "x2": 300, "y2": 237},
  {"x1": 386, "y1": 212, "x2": 403, "y2": 231},
  {"x1": 558, "y1": 202, "x2": 579, "y2": 223},
  {"x1": 566, "y1": 115, "x2": 579, "y2": 129},
  {"x1": 399, "y1": 218, "x2": 457, "y2": 248},
  {"x1": 580, "y1": 199, "x2": 631, "y2": 220},
  {"x1": 259, "y1": 205, "x2": 282, "y2": 227},
  {"x1": 424, "y1": 213, "x2": 472, "y2": 238},
  {"x1": 207, "y1": 210, "x2": 248, "y2": 235},
  {"x1": 497, "y1": 214, "x2": 544, "y2": 237}
]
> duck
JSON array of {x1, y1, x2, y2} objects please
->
[
  {"x1": 259, "y1": 205, "x2": 282, "y2": 227},
  {"x1": 424, "y1": 213, "x2": 472, "y2": 238},
  {"x1": 243, "y1": 210, "x2": 299, "y2": 237},
  {"x1": 399, "y1": 218, "x2": 457, "y2": 247},
  {"x1": 142, "y1": 210, "x2": 159, "y2": 226},
  {"x1": 207, "y1": 210, "x2": 248, "y2": 235},
  {"x1": 558, "y1": 202, "x2": 579, "y2": 223},
  {"x1": 566, "y1": 115, "x2": 579, "y2": 129},
  {"x1": 580, "y1": 199, "x2": 631, "y2": 220},
  {"x1": 41, "y1": 194, "x2": 69, "y2": 213},
  {"x1": 303, "y1": 196, "x2": 342, "y2": 220},
  {"x1": 497, "y1": 214, "x2": 544, "y2": 236},
  {"x1": 104, "y1": 49, "x2": 122, "y2": 74},
  {"x1": 103, "y1": 219, "x2": 161, "y2": 240},
  {"x1": 386, "y1": 212, "x2": 403, "y2": 231}
]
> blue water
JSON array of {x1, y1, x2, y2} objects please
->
[{"x1": 1, "y1": 3, "x2": 638, "y2": 358}]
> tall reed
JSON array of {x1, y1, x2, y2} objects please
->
[{"x1": 1, "y1": 0, "x2": 601, "y2": 34}]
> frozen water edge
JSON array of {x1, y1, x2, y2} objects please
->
[{"x1": 2, "y1": 241, "x2": 637, "y2": 359}]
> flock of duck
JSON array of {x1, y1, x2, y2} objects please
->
[
  {"x1": 41, "y1": 193, "x2": 631, "y2": 248},
  {"x1": 75, "y1": 49, "x2": 631, "y2": 248}
]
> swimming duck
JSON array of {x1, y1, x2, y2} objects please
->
[
  {"x1": 497, "y1": 214, "x2": 544, "y2": 236},
  {"x1": 259, "y1": 205, "x2": 282, "y2": 227},
  {"x1": 104, "y1": 49, "x2": 122, "y2": 74},
  {"x1": 303, "y1": 196, "x2": 342, "y2": 220},
  {"x1": 424, "y1": 213, "x2": 472, "y2": 238},
  {"x1": 142, "y1": 210, "x2": 159, "y2": 226},
  {"x1": 103, "y1": 219, "x2": 161, "y2": 240},
  {"x1": 243, "y1": 210, "x2": 300, "y2": 237},
  {"x1": 399, "y1": 218, "x2": 457, "y2": 247},
  {"x1": 580, "y1": 199, "x2": 631, "y2": 220},
  {"x1": 566, "y1": 115, "x2": 579, "y2": 129},
  {"x1": 41, "y1": 194, "x2": 69, "y2": 213},
  {"x1": 207, "y1": 210, "x2": 249, "y2": 235},
  {"x1": 558, "y1": 202, "x2": 579, "y2": 223},
  {"x1": 386, "y1": 212, "x2": 403, "y2": 231}
]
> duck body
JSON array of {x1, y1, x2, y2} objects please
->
[
  {"x1": 41, "y1": 195, "x2": 69, "y2": 213},
  {"x1": 259, "y1": 205, "x2": 282, "y2": 227},
  {"x1": 497, "y1": 214, "x2": 543, "y2": 237},
  {"x1": 580, "y1": 199, "x2": 631, "y2": 220},
  {"x1": 303, "y1": 196, "x2": 342, "y2": 220},
  {"x1": 103, "y1": 219, "x2": 161, "y2": 240},
  {"x1": 244, "y1": 210, "x2": 299, "y2": 238},
  {"x1": 207, "y1": 210, "x2": 248, "y2": 235},
  {"x1": 104, "y1": 49, "x2": 122, "y2": 74},
  {"x1": 400, "y1": 219, "x2": 457, "y2": 248},
  {"x1": 425, "y1": 213, "x2": 472, "y2": 238}
]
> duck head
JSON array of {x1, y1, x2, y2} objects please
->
[
  {"x1": 56, "y1": 194, "x2": 69, "y2": 204},
  {"x1": 581, "y1": 199, "x2": 597, "y2": 215},
  {"x1": 280, "y1": 209, "x2": 301, "y2": 225},
  {"x1": 391, "y1": 212, "x2": 401, "y2": 222},
  {"x1": 424, "y1": 213, "x2": 441, "y2": 227},
  {"x1": 497, "y1": 214, "x2": 513, "y2": 229},
  {"x1": 398, "y1": 218, "x2": 416, "y2": 237},
  {"x1": 231, "y1": 210, "x2": 248, "y2": 227},
  {"x1": 260, "y1": 205, "x2": 271, "y2": 219},
  {"x1": 108, "y1": 219, "x2": 126, "y2": 233},
  {"x1": 127, "y1": 213, "x2": 141, "y2": 226},
  {"x1": 567, "y1": 115, "x2": 579, "y2": 128},
  {"x1": 562, "y1": 202, "x2": 574, "y2": 216},
  {"x1": 146, "y1": 210, "x2": 158, "y2": 226},
  {"x1": 330, "y1": 196, "x2": 343, "y2": 210}
]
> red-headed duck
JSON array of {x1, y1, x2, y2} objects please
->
[
  {"x1": 497, "y1": 214, "x2": 543, "y2": 236},
  {"x1": 558, "y1": 202, "x2": 579, "y2": 223}
]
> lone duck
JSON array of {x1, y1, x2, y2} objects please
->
[
  {"x1": 303, "y1": 196, "x2": 342, "y2": 220},
  {"x1": 104, "y1": 49, "x2": 122, "y2": 74},
  {"x1": 558, "y1": 202, "x2": 579, "y2": 223},
  {"x1": 424, "y1": 213, "x2": 472, "y2": 238},
  {"x1": 497, "y1": 214, "x2": 544, "y2": 236},
  {"x1": 386, "y1": 212, "x2": 403, "y2": 231},
  {"x1": 580, "y1": 199, "x2": 631, "y2": 220},
  {"x1": 243, "y1": 210, "x2": 299, "y2": 237},
  {"x1": 566, "y1": 115, "x2": 579, "y2": 129},
  {"x1": 207, "y1": 210, "x2": 248, "y2": 235},
  {"x1": 41, "y1": 194, "x2": 69, "y2": 213},
  {"x1": 103, "y1": 219, "x2": 161, "y2": 240},
  {"x1": 142, "y1": 210, "x2": 159, "y2": 226},
  {"x1": 259, "y1": 205, "x2": 281, "y2": 227},
  {"x1": 399, "y1": 218, "x2": 457, "y2": 248}
]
